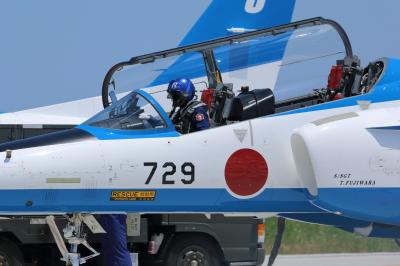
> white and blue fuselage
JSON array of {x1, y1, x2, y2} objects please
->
[{"x1": 1, "y1": 58, "x2": 400, "y2": 235}]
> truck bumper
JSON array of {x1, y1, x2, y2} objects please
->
[{"x1": 229, "y1": 246, "x2": 266, "y2": 266}]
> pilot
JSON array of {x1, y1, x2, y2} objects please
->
[{"x1": 167, "y1": 77, "x2": 210, "y2": 133}]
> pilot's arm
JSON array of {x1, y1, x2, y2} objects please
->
[{"x1": 190, "y1": 106, "x2": 210, "y2": 132}]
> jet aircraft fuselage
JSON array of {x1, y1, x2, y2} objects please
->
[{"x1": 1, "y1": 18, "x2": 400, "y2": 239}]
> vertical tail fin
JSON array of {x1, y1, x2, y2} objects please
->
[
  {"x1": 149, "y1": 0, "x2": 296, "y2": 90},
  {"x1": 180, "y1": 0, "x2": 296, "y2": 46}
]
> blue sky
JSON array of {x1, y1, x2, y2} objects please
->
[
  {"x1": 0, "y1": 0, "x2": 210, "y2": 111},
  {"x1": 1, "y1": 0, "x2": 400, "y2": 111}
]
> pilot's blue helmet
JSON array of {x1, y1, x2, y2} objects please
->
[{"x1": 167, "y1": 78, "x2": 195, "y2": 107}]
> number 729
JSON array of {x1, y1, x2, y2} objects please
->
[{"x1": 143, "y1": 162, "x2": 195, "y2": 185}]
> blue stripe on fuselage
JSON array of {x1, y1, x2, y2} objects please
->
[
  {"x1": 6, "y1": 186, "x2": 400, "y2": 227},
  {"x1": 0, "y1": 188, "x2": 320, "y2": 213},
  {"x1": 4, "y1": 187, "x2": 400, "y2": 232},
  {"x1": 368, "y1": 125, "x2": 400, "y2": 130},
  {"x1": 313, "y1": 187, "x2": 400, "y2": 226},
  {"x1": 77, "y1": 124, "x2": 179, "y2": 140}
]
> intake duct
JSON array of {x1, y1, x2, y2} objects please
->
[{"x1": 291, "y1": 109, "x2": 400, "y2": 226}]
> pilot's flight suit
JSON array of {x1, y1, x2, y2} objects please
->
[{"x1": 171, "y1": 100, "x2": 210, "y2": 133}]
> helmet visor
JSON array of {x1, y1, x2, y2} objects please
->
[{"x1": 168, "y1": 91, "x2": 186, "y2": 107}]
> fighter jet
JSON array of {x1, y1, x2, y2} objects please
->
[{"x1": 1, "y1": 17, "x2": 399, "y2": 264}]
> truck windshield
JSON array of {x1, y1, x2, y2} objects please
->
[{"x1": 84, "y1": 91, "x2": 166, "y2": 130}]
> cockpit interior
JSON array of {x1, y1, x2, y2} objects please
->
[{"x1": 91, "y1": 18, "x2": 384, "y2": 134}]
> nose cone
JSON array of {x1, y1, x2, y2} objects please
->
[
  {"x1": 0, "y1": 128, "x2": 103, "y2": 214},
  {"x1": 0, "y1": 127, "x2": 94, "y2": 192}
]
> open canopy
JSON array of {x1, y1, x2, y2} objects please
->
[{"x1": 101, "y1": 17, "x2": 353, "y2": 110}]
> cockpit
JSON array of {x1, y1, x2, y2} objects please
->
[{"x1": 84, "y1": 18, "x2": 384, "y2": 134}]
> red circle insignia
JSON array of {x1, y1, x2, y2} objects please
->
[
  {"x1": 224, "y1": 149, "x2": 268, "y2": 197},
  {"x1": 195, "y1": 113, "x2": 205, "y2": 121}
]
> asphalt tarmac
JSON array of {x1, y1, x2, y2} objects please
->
[{"x1": 264, "y1": 253, "x2": 400, "y2": 266}]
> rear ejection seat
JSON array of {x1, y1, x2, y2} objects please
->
[{"x1": 228, "y1": 87, "x2": 275, "y2": 121}]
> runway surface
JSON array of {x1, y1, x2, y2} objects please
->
[{"x1": 264, "y1": 253, "x2": 400, "y2": 266}]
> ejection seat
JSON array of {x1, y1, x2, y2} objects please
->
[{"x1": 227, "y1": 87, "x2": 275, "y2": 122}]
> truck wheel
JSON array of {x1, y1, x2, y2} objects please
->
[
  {"x1": 0, "y1": 237, "x2": 24, "y2": 266},
  {"x1": 165, "y1": 234, "x2": 222, "y2": 266}
]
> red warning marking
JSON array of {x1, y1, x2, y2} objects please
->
[{"x1": 225, "y1": 149, "x2": 268, "y2": 197}]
